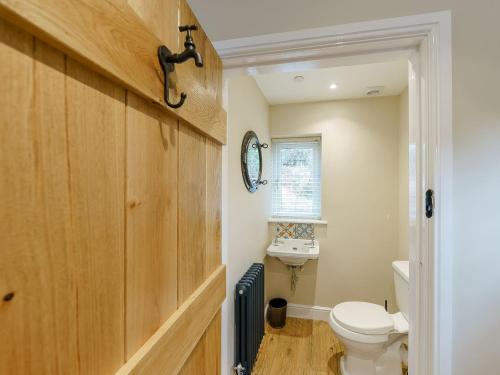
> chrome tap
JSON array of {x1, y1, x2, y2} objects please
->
[
  {"x1": 273, "y1": 235, "x2": 284, "y2": 246},
  {"x1": 307, "y1": 234, "x2": 315, "y2": 247}
]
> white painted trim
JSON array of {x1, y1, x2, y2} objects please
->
[
  {"x1": 286, "y1": 303, "x2": 332, "y2": 322},
  {"x1": 268, "y1": 218, "x2": 328, "y2": 225},
  {"x1": 219, "y1": 11, "x2": 453, "y2": 375},
  {"x1": 215, "y1": 12, "x2": 447, "y2": 56},
  {"x1": 215, "y1": 12, "x2": 450, "y2": 72},
  {"x1": 407, "y1": 52, "x2": 422, "y2": 375},
  {"x1": 433, "y1": 13, "x2": 454, "y2": 375},
  {"x1": 220, "y1": 135, "x2": 230, "y2": 375}
]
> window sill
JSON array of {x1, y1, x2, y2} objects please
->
[{"x1": 268, "y1": 218, "x2": 328, "y2": 225}]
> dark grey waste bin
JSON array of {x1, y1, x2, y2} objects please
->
[{"x1": 268, "y1": 298, "x2": 287, "y2": 328}]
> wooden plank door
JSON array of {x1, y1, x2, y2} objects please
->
[{"x1": 0, "y1": 0, "x2": 225, "y2": 374}]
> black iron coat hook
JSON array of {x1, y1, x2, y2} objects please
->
[{"x1": 158, "y1": 25, "x2": 204, "y2": 108}]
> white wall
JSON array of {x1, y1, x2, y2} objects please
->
[
  {"x1": 268, "y1": 96, "x2": 402, "y2": 312},
  {"x1": 398, "y1": 88, "x2": 409, "y2": 260},
  {"x1": 188, "y1": 2, "x2": 500, "y2": 372},
  {"x1": 222, "y1": 76, "x2": 271, "y2": 374}
]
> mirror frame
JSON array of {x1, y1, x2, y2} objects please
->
[{"x1": 241, "y1": 131, "x2": 267, "y2": 192}]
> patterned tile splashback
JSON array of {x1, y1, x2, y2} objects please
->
[
  {"x1": 295, "y1": 223, "x2": 314, "y2": 239},
  {"x1": 275, "y1": 222, "x2": 315, "y2": 240},
  {"x1": 275, "y1": 223, "x2": 295, "y2": 239}
]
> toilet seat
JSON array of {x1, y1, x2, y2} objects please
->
[
  {"x1": 329, "y1": 302, "x2": 409, "y2": 345},
  {"x1": 329, "y1": 310, "x2": 389, "y2": 344},
  {"x1": 332, "y1": 302, "x2": 394, "y2": 335}
]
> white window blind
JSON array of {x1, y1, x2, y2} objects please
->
[{"x1": 271, "y1": 137, "x2": 321, "y2": 219}]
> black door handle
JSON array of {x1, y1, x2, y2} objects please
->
[{"x1": 425, "y1": 189, "x2": 434, "y2": 218}]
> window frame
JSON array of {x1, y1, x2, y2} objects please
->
[{"x1": 271, "y1": 136, "x2": 322, "y2": 220}]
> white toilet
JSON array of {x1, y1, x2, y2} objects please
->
[{"x1": 329, "y1": 261, "x2": 409, "y2": 375}]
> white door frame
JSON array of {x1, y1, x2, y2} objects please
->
[{"x1": 216, "y1": 11, "x2": 452, "y2": 375}]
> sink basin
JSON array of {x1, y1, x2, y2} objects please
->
[{"x1": 267, "y1": 238, "x2": 320, "y2": 266}]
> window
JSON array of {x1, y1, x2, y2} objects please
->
[{"x1": 271, "y1": 137, "x2": 321, "y2": 219}]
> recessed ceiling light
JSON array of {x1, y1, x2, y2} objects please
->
[
  {"x1": 294, "y1": 75, "x2": 304, "y2": 82},
  {"x1": 329, "y1": 83, "x2": 338, "y2": 90}
]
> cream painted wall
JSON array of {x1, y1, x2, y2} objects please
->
[
  {"x1": 187, "y1": 3, "x2": 500, "y2": 370},
  {"x1": 223, "y1": 76, "x2": 271, "y2": 374},
  {"x1": 268, "y1": 96, "x2": 403, "y2": 312},
  {"x1": 398, "y1": 88, "x2": 409, "y2": 260}
]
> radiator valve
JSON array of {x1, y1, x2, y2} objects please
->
[{"x1": 234, "y1": 363, "x2": 246, "y2": 375}]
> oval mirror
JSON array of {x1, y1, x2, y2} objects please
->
[{"x1": 241, "y1": 131, "x2": 268, "y2": 192}]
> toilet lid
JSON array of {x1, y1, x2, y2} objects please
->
[{"x1": 332, "y1": 302, "x2": 394, "y2": 335}]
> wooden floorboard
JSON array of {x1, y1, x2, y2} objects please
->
[{"x1": 253, "y1": 318, "x2": 344, "y2": 375}]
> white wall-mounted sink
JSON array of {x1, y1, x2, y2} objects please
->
[{"x1": 267, "y1": 238, "x2": 320, "y2": 266}]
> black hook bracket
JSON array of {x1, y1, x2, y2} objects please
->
[
  {"x1": 158, "y1": 25, "x2": 203, "y2": 109},
  {"x1": 158, "y1": 46, "x2": 186, "y2": 108},
  {"x1": 158, "y1": 46, "x2": 187, "y2": 108}
]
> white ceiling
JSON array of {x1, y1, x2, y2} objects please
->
[
  {"x1": 253, "y1": 60, "x2": 408, "y2": 105},
  {"x1": 187, "y1": 0, "x2": 437, "y2": 42}
]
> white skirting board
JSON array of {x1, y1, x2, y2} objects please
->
[
  {"x1": 265, "y1": 303, "x2": 332, "y2": 322},
  {"x1": 286, "y1": 303, "x2": 331, "y2": 321}
]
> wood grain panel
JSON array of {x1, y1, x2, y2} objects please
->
[
  {"x1": 0, "y1": 20, "x2": 78, "y2": 374},
  {"x1": 205, "y1": 139, "x2": 222, "y2": 276},
  {"x1": 178, "y1": 0, "x2": 206, "y2": 88},
  {"x1": 116, "y1": 265, "x2": 226, "y2": 375},
  {"x1": 179, "y1": 330, "x2": 206, "y2": 374},
  {"x1": 204, "y1": 311, "x2": 222, "y2": 374},
  {"x1": 205, "y1": 39, "x2": 224, "y2": 106},
  {"x1": 66, "y1": 58, "x2": 126, "y2": 374},
  {"x1": 127, "y1": 0, "x2": 179, "y2": 49},
  {"x1": 1, "y1": 1, "x2": 224, "y2": 373},
  {"x1": 178, "y1": 0, "x2": 223, "y2": 106},
  {"x1": 178, "y1": 312, "x2": 221, "y2": 375},
  {"x1": 178, "y1": 124, "x2": 207, "y2": 304},
  {"x1": 0, "y1": 0, "x2": 227, "y2": 144},
  {"x1": 180, "y1": 139, "x2": 222, "y2": 375},
  {"x1": 126, "y1": 92, "x2": 178, "y2": 359},
  {"x1": 128, "y1": 2, "x2": 224, "y2": 372}
]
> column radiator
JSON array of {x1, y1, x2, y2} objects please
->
[{"x1": 234, "y1": 263, "x2": 265, "y2": 375}]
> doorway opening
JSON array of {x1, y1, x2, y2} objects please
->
[{"x1": 218, "y1": 11, "x2": 452, "y2": 375}]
